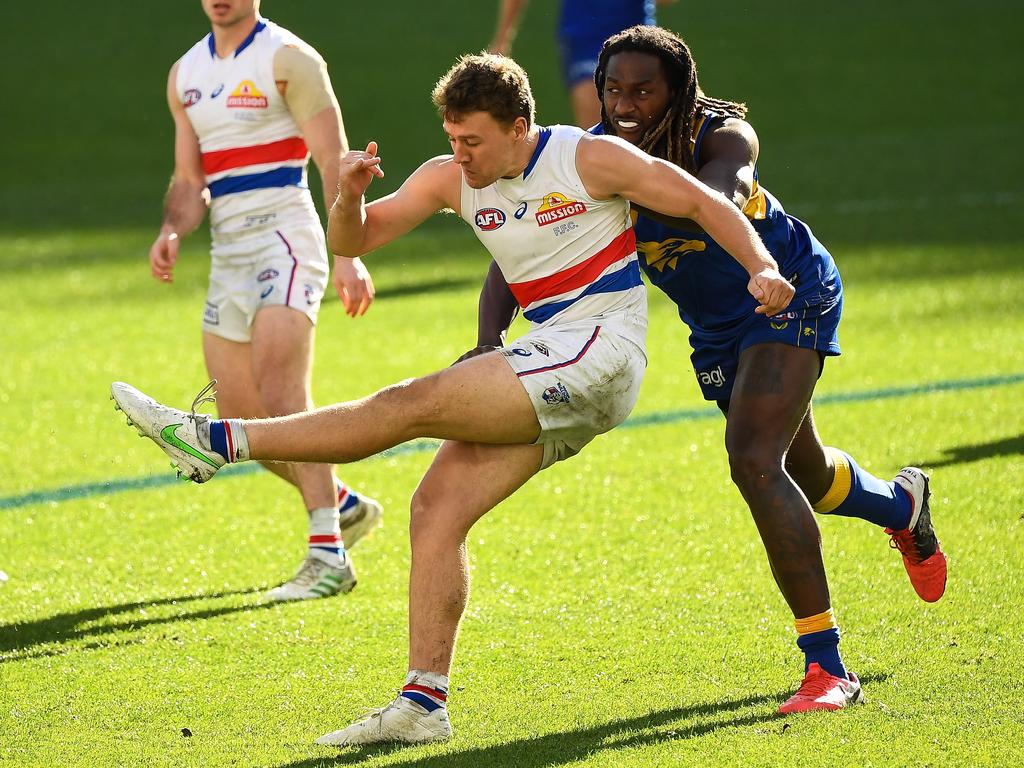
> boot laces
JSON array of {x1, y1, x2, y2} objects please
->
[{"x1": 189, "y1": 379, "x2": 218, "y2": 422}]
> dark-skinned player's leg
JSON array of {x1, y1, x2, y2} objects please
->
[
  {"x1": 786, "y1": 403, "x2": 946, "y2": 603},
  {"x1": 722, "y1": 342, "x2": 860, "y2": 712}
]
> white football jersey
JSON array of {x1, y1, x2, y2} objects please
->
[
  {"x1": 175, "y1": 18, "x2": 319, "y2": 240},
  {"x1": 460, "y1": 125, "x2": 646, "y2": 341}
]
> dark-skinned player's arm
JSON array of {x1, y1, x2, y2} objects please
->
[
  {"x1": 632, "y1": 117, "x2": 759, "y2": 234},
  {"x1": 579, "y1": 131, "x2": 793, "y2": 316},
  {"x1": 453, "y1": 259, "x2": 520, "y2": 365}
]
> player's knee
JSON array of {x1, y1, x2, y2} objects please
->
[
  {"x1": 375, "y1": 375, "x2": 446, "y2": 432},
  {"x1": 409, "y1": 486, "x2": 465, "y2": 550},
  {"x1": 726, "y1": 438, "x2": 785, "y2": 492}
]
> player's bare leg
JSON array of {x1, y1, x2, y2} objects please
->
[
  {"x1": 725, "y1": 343, "x2": 861, "y2": 713},
  {"x1": 242, "y1": 351, "x2": 542, "y2": 463},
  {"x1": 318, "y1": 439, "x2": 543, "y2": 746}
]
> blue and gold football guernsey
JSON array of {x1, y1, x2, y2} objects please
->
[{"x1": 592, "y1": 114, "x2": 843, "y2": 401}]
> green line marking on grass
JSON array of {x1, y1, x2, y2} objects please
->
[{"x1": 3, "y1": 372, "x2": 1022, "y2": 512}]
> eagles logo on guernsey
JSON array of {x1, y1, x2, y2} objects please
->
[
  {"x1": 461, "y1": 125, "x2": 646, "y2": 343},
  {"x1": 175, "y1": 18, "x2": 318, "y2": 239},
  {"x1": 591, "y1": 114, "x2": 840, "y2": 333}
]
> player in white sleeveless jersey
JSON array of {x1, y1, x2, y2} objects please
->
[
  {"x1": 113, "y1": 53, "x2": 794, "y2": 744},
  {"x1": 147, "y1": 0, "x2": 383, "y2": 602}
]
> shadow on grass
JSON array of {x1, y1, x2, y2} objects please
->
[
  {"x1": 921, "y1": 433, "x2": 1024, "y2": 470},
  {"x1": 0, "y1": 588, "x2": 268, "y2": 663},
  {"x1": 373, "y1": 277, "x2": 480, "y2": 300},
  {"x1": 280, "y1": 673, "x2": 890, "y2": 768}
]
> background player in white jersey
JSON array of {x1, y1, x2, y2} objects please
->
[
  {"x1": 147, "y1": 0, "x2": 382, "y2": 601},
  {"x1": 113, "y1": 53, "x2": 794, "y2": 745}
]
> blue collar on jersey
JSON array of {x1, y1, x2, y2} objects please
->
[
  {"x1": 522, "y1": 126, "x2": 552, "y2": 179},
  {"x1": 207, "y1": 17, "x2": 267, "y2": 59}
]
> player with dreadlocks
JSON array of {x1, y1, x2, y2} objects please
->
[{"x1": 463, "y1": 24, "x2": 947, "y2": 715}]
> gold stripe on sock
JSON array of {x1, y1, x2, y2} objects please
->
[
  {"x1": 794, "y1": 608, "x2": 838, "y2": 635},
  {"x1": 812, "y1": 447, "x2": 851, "y2": 514}
]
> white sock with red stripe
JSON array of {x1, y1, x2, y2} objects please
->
[
  {"x1": 308, "y1": 507, "x2": 345, "y2": 567},
  {"x1": 399, "y1": 670, "x2": 449, "y2": 714}
]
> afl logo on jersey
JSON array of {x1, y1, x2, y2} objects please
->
[
  {"x1": 475, "y1": 208, "x2": 506, "y2": 231},
  {"x1": 183, "y1": 88, "x2": 202, "y2": 108}
]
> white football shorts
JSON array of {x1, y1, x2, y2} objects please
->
[
  {"x1": 501, "y1": 317, "x2": 647, "y2": 469},
  {"x1": 203, "y1": 224, "x2": 329, "y2": 342}
]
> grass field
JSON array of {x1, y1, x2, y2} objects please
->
[{"x1": 2, "y1": 1, "x2": 1024, "y2": 766}]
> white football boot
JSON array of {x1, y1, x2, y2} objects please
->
[
  {"x1": 315, "y1": 695, "x2": 452, "y2": 746},
  {"x1": 265, "y1": 555, "x2": 357, "y2": 602},
  {"x1": 339, "y1": 495, "x2": 384, "y2": 550},
  {"x1": 111, "y1": 381, "x2": 225, "y2": 484}
]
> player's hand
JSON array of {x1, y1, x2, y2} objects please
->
[
  {"x1": 338, "y1": 141, "x2": 385, "y2": 199},
  {"x1": 333, "y1": 256, "x2": 375, "y2": 317},
  {"x1": 149, "y1": 230, "x2": 180, "y2": 283},
  {"x1": 747, "y1": 267, "x2": 795, "y2": 316},
  {"x1": 452, "y1": 344, "x2": 502, "y2": 366}
]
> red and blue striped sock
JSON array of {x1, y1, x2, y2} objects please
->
[
  {"x1": 308, "y1": 507, "x2": 344, "y2": 567},
  {"x1": 207, "y1": 419, "x2": 249, "y2": 463},
  {"x1": 336, "y1": 480, "x2": 361, "y2": 515},
  {"x1": 400, "y1": 670, "x2": 449, "y2": 713}
]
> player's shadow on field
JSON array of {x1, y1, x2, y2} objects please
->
[
  {"x1": 920, "y1": 433, "x2": 1024, "y2": 470},
  {"x1": 0, "y1": 588, "x2": 268, "y2": 663},
  {"x1": 373, "y1": 277, "x2": 478, "y2": 300},
  {"x1": 281, "y1": 675, "x2": 890, "y2": 768}
]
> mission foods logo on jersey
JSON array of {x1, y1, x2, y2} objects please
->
[
  {"x1": 536, "y1": 192, "x2": 587, "y2": 226},
  {"x1": 475, "y1": 208, "x2": 506, "y2": 231},
  {"x1": 227, "y1": 80, "x2": 268, "y2": 109}
]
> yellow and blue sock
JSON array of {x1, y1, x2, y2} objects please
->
[
  {"x1": 795, "y1": 609, "x2": 847, "y2": 679},
  {"x1": 813, "y1": 448, "x2": 911, "y2": 530}
]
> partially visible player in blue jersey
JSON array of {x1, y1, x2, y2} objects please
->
[
  {"x1": 465, "y1": 25, "x2": 947, "y2": 714},
  {"x1": 489, "y1": 0, "x2": 675, "y2": 127}
]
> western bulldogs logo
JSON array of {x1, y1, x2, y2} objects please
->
[
  {"x1": 183, "y1": 88, "x2": 202, "y2": 108},
  {"x1": 475, "y1": 208, "x2": 506, "y2": 231},
  {"x1": 542, "y1": 383, "x2": 571, "y2": 405},
  {"x1": 257, "y1": 269, "x2": 279, "y2": 282}
]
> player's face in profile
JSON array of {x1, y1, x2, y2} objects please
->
[
  {"x1": 602, "y1": 51, "x2": 671, "y2": 145},
  {"x1": 202, "y1": 0, "x2": 258, "y2": 27},
  {"x1": 444, "y1": 112, "x2": 523, "y2": 189}
]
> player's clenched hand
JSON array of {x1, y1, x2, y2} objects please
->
[
  {"x1": 338, "y1": 141, "x2": 385, "y2": 198},
  {"x1": 150, "y1": 230, "x2": 180, "y2": 283},
  {"x1": 333, "y1": 256, "x2": 375, "y2": 317},
  {"x1": 747, "y1": 267, "x2": 795, "y2": 316}
]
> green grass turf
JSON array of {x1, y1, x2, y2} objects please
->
[
  {"x1": 1, "y1": 225, "x2": 1022, "y2": 766},
  {"x1": 2, "y1": 0, "x2": 1024, "y2": 765}
]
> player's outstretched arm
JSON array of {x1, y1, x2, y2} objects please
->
[
  {"x1": 151, "y1": 62, "x2": 208, "y2": 283},
  {"x1": 577, "y1": 134, "x2": 794, "y2": 316},
  {"x1": 327, "y1": 153, "x2": 460, "y2": 258}
]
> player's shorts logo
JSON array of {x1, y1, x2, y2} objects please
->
[
  {"x1": 697, "y1": 365, "x2": 727, "y2": 388},
  {"x1": 260, "y1": 285, "x2": 274, "y2": 300},
  {"x1": 257, "y1": 269, "x2": 279, "y2": 282},
  {"x1": 475, "y1": 208, "x2": 506, "y2": 231},
  {"x1": 541, "y1": 383, "x2": 571, "y2": 405},
  {"x1": 501, "y1": 347, "x2": 532, "y2": 358},
  {"x1": 530, "y1": 341, "x2": 550, "y2": 356},
  {"x1": 227, "y1": 80, "x2": 268, "y2": 109},
  {"x1": 203, "y1": 301, "x2": 219, "y2": 325},
  {"x1": 536, "y1": 192, "x2": 587, "y2": 227},
  {"x1": 183, "y1": 88, "x2": 202, "y2": 108}
]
